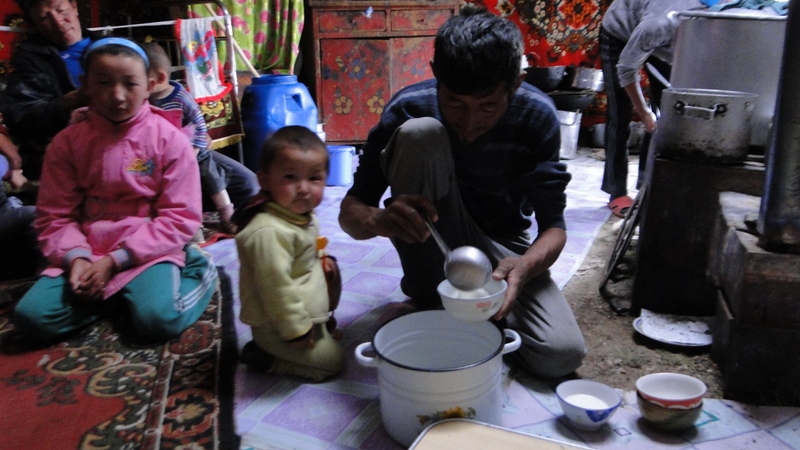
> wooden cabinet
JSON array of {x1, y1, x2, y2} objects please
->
[{"x1": 301, "y1": 0, "x2": 459, "y2": 144}]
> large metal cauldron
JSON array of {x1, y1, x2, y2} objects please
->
[
  {"x1": 654, "y1": 88, "x2": 758, "y2": 162},
  {"x1": 670, "y1": 10, "x2": 786, "y2": 149},
  {"x1": 354, "y1": 310, "x2": 521, "y2": 447}
]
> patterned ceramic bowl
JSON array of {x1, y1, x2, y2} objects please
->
[
  {"x1": 636, "y1": 373, "x2": 707, "y2": 409},
  {"x1": 637, "y1": 391, "x2": 703, "y2": 431},
  {"x1": 437, "y1": 278, "x2": 506, "y2": 323}
]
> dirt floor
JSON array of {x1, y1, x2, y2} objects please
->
[{"x1": 562, "y1": 216, "x2": 725, "y2": 398}]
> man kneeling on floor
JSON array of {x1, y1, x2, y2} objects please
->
[{"x1": 338, "y1": 5, "x2": 586, "y2": 378}]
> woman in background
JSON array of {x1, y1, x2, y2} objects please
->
[{"x1": 599, "y1": 0, "x2": 704, "y2": 217}]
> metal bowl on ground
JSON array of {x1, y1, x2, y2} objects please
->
[
  {"x1": 524, "y1": 66, "x2": 568, "y2": 92},
  {"x1": 547, "y1": 90, "x2": 597, "y2": 113}
]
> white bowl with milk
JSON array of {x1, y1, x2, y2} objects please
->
[
  {"x1": 556, "y1": 379, "x2": 621, "y2": 431},
  {"x1": 437, "y1": 278, "x2": 507, "y2": 322}
]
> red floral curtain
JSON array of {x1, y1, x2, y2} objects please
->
[
  {"x1": 0, "y1": 3, "x2": 25, "y2": 94},
  {"x1": 469, "y1": 0, "x2": 612, "y2": 124},
  {"x1": 468, "y1": 0, "x2": 610, "y2": 67}
]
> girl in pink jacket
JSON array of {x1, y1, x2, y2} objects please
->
[{"x1": 13, "y1": 38, "x2": 218, "y2": 342}]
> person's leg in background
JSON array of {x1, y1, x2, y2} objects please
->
[
  {"x1": 599, "y1": 28, "x2": 634, "y2": 213},
  {"x1": 208, "y1": 150, "x2": 260, "y2": 210},
  {"x1": 197, "y1": 147, "x2": 240, "y2": 234},
  {"x1": 14, "y1": 246, "x2": 217, "y2": 343}
]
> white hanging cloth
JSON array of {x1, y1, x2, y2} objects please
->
[{"x1": 175, "y1": 17, "x2": 232, "y2": 102}]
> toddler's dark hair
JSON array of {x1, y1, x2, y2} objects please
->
[
  {"x1": 234, "y1": 126, "x2": 328, "y2": 229},
  {"x1": 259, "y1": 126, "x2": 329, "y2": 174},
  {"x1": 140, "y1": 42, "x2": 171, "y2": 75}
]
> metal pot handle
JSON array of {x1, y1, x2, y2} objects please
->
[
  {"x1": 501, "y1": 329, "x2": 522, "y2": 354},
  {"x1": 354, "y1": 342, "x2": 380, "y2": 368},
  {"x1": 674, "y1": 101, "x2": 728, "y2": 120}
]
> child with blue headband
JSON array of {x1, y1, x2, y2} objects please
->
[{"x1": 13, "y1": 38, "x2": 219, "y2": 343}]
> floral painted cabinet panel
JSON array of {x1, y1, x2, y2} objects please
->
[
  {"x1": 319, "y1": 36, "x2": 435, "y2": 142},
  {"x1": 320, "y1": 39, "x2": 391, "y2": 140},
  {"x1": 390, "y1": 36, "x2": 435, "y2": 91},
  {"x1": 305, "y1": 0, "x2": 459, "y2": 144}
]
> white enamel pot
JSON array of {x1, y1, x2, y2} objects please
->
[{"x1": 354, "y1": 310, "x2": 521, "y2": 447}]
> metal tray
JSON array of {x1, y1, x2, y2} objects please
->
[{"x1": 410, "y1": 419, "x2": 591, "y2": 449}]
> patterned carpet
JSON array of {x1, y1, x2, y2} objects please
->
[
  {"x1": 206, "y1": 149, "x2": 800, "y2": 450},
  {"x1": 0, "y1": 269, "x2": 240, "y2": 449}
]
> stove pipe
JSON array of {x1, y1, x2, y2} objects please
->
[{"x1": 758, "y1": 0, "x2": 800, "y2": 253}]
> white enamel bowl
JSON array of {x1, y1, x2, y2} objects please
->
[
  {"x1": 437, "y1": 278, "x2": 506, "y2": 322},
  {"x1": 556, "y1": 379, "x2": 622, "y2": 431}
]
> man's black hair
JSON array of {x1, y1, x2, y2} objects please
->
[{"x1": 431, "y1": 4, "x2": 524, "y2": 95}]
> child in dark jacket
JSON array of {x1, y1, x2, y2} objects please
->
[{"x1": 0, "y1": 127, "x2": 41, "y2": 281}]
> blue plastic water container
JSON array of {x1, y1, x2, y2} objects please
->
[
  {"x1": 240, "y1": 74, "x2": 319, "y2": 171},
  {"x1": 326, "y1": 145, "x2": 356, "y2": 186}
]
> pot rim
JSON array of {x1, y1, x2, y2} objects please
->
[
  {"x1": 371, "y1": 311, "x2": 505, "y2": 373},
  {"x1": 677, "y1": 10, "x2": 787, "y2": 21},
  {"x1": 664, "y1": 88, "x2": 759, "y2": 99}
]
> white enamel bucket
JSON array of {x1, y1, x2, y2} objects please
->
[{"x1": 354, "y1": 310, "x2": 521, "y2": 446}]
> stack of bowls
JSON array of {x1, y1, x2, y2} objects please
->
[{"x1": 635, "y1": 373, "x2": 707, "y2": 431}]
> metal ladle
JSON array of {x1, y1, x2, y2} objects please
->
[{"x1": 424, "y1": 217, "x2": 492, "y2": 291}]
